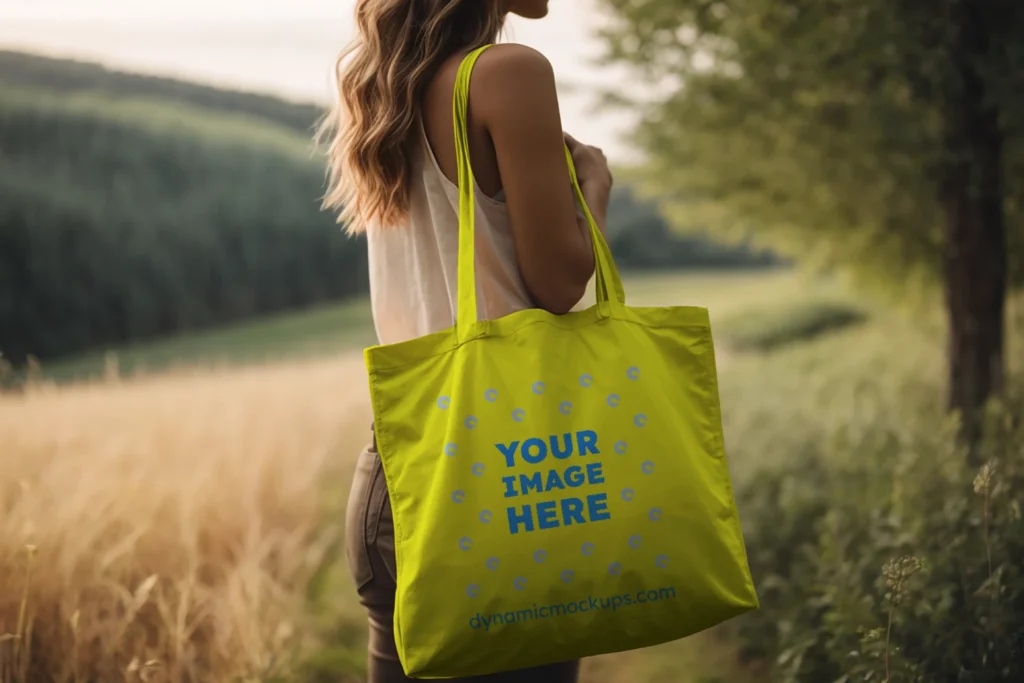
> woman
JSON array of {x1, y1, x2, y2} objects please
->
[{"x1": 321, "y1": 1, "x2": 614, "y2": 680}]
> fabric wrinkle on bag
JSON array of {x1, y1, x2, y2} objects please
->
[{"x1": 363, "y1": 45, "x2": 759, "y2": 679}]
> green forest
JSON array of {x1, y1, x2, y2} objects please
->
[{"x1": 0, "y1": 50, "x2": 774, "y2": 366}]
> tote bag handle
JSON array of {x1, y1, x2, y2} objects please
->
[{"x1": 453, "y1": 45, "x2": 626, "y2": 340}]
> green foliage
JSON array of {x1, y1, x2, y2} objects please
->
[
  {"x1": 0, "y1": 86, "x2": 368, "y2": 365},
  {"x1": 738, "y1": 395, "x2": 1024, "y2": 682},
  {"x1": 595, "y1": 0, "x2": 1024, "y2": 293},
  {"x1": 717, "y1": 298, "x2": 868, "y2": 351},
  {"x1": 606, "y1": 187, "x2": 780, "y2": 271},
  {"x1": 717, "y1": 320, "x2": 1024, "y2": 682}
]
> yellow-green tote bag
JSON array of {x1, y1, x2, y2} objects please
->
[{"x1": 364, "y1": 45, "x2": 759, "y2": 679}]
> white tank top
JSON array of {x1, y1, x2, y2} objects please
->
[{"x1": 367, "y1": 121, "x2": 534, "y2": 345}]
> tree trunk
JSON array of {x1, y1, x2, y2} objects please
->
[{"x1": 941, "y1": 0, "x2": 1008, "y2": 455}]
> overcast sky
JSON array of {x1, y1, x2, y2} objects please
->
[{"x1": 0, "y1": 0, "x2": 641, "y2": 161}]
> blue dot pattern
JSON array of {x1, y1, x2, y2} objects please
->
[
  {"x1": 454, "y1": 364, "x2": 675, "y2": 600},
  {"x1": 437, "y1": 396, "x2": 450, "y2": 410}
]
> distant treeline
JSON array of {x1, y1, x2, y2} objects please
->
[
  {"x1": 606, "y1": 187, "x2": 778, "y2": 270},
  {"x1": 0, "y1": 51, "x2": 775, "y2": 365},
  {"x1": 0, "y1": 86, "x2": 364, "y2": 365}
]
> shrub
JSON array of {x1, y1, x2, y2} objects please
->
[
  {"x1": 718, "y1": 299, "x2": 868, "y2": 352},
  {"x1": 733, "y1": 374, "x2": 1024, "y2": 682}
]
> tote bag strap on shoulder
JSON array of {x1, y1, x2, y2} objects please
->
[{"x1": 452, "y1": 44, "x2": 626, "y2": 341}]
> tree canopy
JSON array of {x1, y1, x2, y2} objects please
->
[
  {"x1": 597, "y1": 0, "x2": 1024, "y2": 439},
  {"x1": 596, "y1": 0, "x2": 1023, "y2": 291}
]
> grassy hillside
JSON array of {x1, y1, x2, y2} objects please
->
[
  {"x1": 0, "y1": 49, "x2": 323, "y2": 134},
  {"x1": 0, "y1": 50, "x2": 361, "y2": 368},
  {"x1": 36, "y1": 297, "x2": 377, "y2": 384},
  {"x1": 0, "y1": 82, "x2": 368, "y2": 366},
  {"x1": 24, "y1": 270, "x2": 822, "y2": 383}
]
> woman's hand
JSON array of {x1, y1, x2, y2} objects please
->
[
  {"x1": 564, "y1": 133, "x2": 613, "y2": 192},
  {"x1": 564, "y1": 132, "x2": 611, "y2": 237}
]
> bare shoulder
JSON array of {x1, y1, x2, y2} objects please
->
[
  {"x1": 476, "y1": 43, "x2": 553, "y2": 76},
  {"x1": 471, "y1": 43, "x2": 558, "y2": 120}
]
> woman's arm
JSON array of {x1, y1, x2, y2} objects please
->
[{"x1": 473, "y1": 45, "x2": 613, "y2": 315}]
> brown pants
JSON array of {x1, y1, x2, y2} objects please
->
[{"x1": 345, "y1": 429, "x2": 581, "y2": 682}]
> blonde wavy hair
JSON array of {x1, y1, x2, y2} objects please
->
[{"x1": 319, "y1": 0, "x2": 506, "y2": 233}]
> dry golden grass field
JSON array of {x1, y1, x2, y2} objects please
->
[{"x1": 0, "y1": 355, "x2": 374, "y2": 682}]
